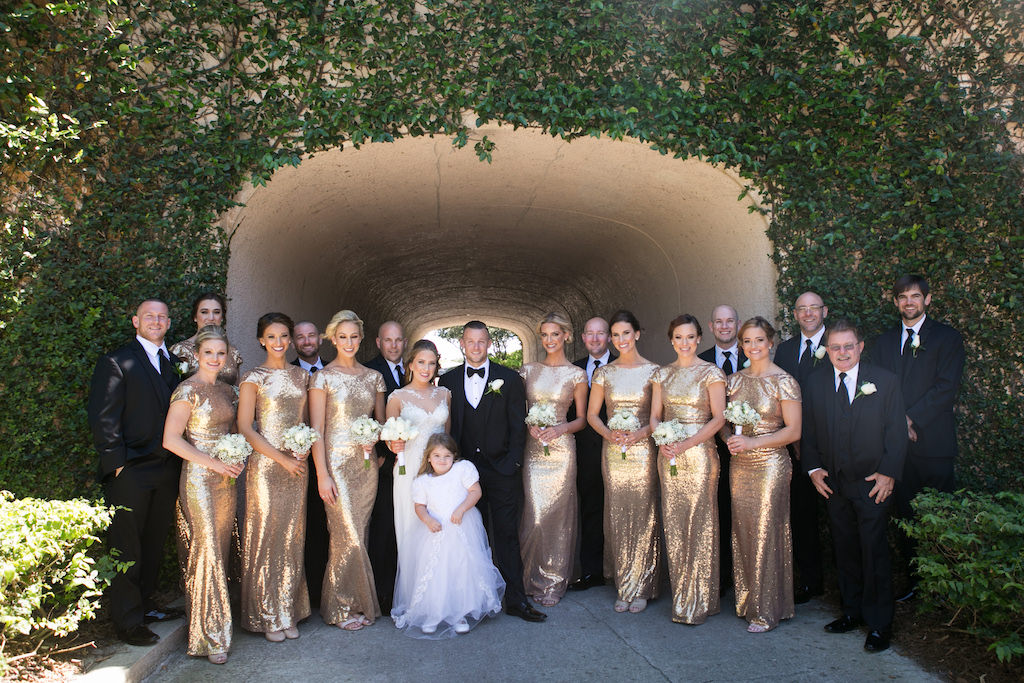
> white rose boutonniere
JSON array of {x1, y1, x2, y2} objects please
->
[
  {"x1": 174, "y1": 361, "x2": 190, "y2": 377},
  {"x1": 813, "y1": 345, "x2": 827, "y2": 365},
  {"x1": 486, "y1": 379, "x2": 504, "y2": 396},
  {"x1": 854, "y1": 382, "x2": 877, "y2": 401},
  {"x1": 910, "y1": 334, "x2": 922, "y2": 357},
  {"x1": 742, "y1": 359, "x2": 751, "y2": 369}
]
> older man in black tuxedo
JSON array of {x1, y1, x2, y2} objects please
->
[
  {"x1": 802, "y1": 319, "x2": 907, "y2": 653},
  {"x1": 88, "y1": 299, "x2": 185, "y2": 645}
]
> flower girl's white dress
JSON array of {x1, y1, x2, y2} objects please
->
[{"x1": 391, "y1": 460, "x2": 505, "y2": 638}]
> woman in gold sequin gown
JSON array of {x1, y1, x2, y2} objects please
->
[
  {"x1": 237, "y1": 313, "x2": 311, "y2": 642},
  {"x1": 162, "y1": 326, "x2": 243, "y2": 665},
  {"x1": 586, "y1": 309, "x2": 660, "y2": 614},
  {"x1": 169, "y1": 292, "x2": 244, "y2": 385},
  {"x1": 519, "y1": 313, "x2": 588, "y2": 607},
  {"x1": 650, "y1": 314, "x2": 727, "y2": 625},
  {"x1": 725, "y1": 317, "x2": 802, "y2": 633},
  {"x1": 309, "y1": 310, "x2": 387, "y2": 631}
]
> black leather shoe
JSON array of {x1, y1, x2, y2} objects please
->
[
  {"x1": 794, "y1": 584, "x2": 824, "y2": 604},
  {"x1": 567, "y1": 574, "x2": 605, "y2": 592},
  {"x1": 143, "y1": 606, "x2": 185, "y2": 623},
  {"x1": 506, "y1": 601, "x2": 547, "y2": 622},
  {"x1": 864, "y1": 630, "x2": 891, "y2": 652},
  {"x1": 116, "y1": 624, "x2": 160, "y2": 646},
  {"x1": 824, "y1": 615, "x2": 862, "y2": 634}
]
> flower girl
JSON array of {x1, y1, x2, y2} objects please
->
[{"x1": 391, "y1": 433, "x2": 504, "y2": 638}]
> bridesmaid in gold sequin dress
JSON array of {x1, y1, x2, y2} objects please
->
[
  {"x1": 650, "y1": 314, "x2": 727, "y2": 625},
  {"x1": 237, "y1": 313, "x2": 311, "y2": 642},
  {"x1": 169, "y1": 292, "x2": 244, "y2": 384},
  {"x1": 309, "y1": 310, "x2": 387, "y2": 631},
  {"x1": 162, "y1": 326, "x2": 243, "y2": 665},
  {"x1": 519, "y1": 313, "x2": 588, "y2": 607},
  {"x1": 725, "y1": 316, "x2": 802, "y2": 633},
  {"x1": 587, "y1": 310, "x2": 660, "y2": 614}
]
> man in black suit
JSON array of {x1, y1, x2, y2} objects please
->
[
  {"x1": 802, "y1": 319, "x2": 907, "y2": 653},
  {"x1": 870, "y1": 275, "x2": 965, "y2": 600},
  {"x1": 774, "y1": 292, "x2": 830, "y2": 603},
  {"x1": 88, "y1": 299, "x2": 184, "y2": 645},
  {"x1": 438, "y1": 321, "x2": 545, "y2": 622},
  {"x1": 697, "y1": 304, "x2": 746, "y2": 592},
  {"x1": 362, "y1": 320, "x2": 406, "y2": 611},
  {"x1": 567, "y1": 316, "x2": 614, "y2": 591},
  {"x1": 291, "y1": 320, "x2": 326, "y2": 372}
]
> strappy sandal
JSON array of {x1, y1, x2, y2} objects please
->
[
  {"x1": 338, "y1": 617, "x2": 363, "y2": 631},
  {"x1": 358, "y1": 614, "x2": 372, "y2": 626},
  {"x1": 628, "y1": 599, "x2": 648, "y2": 613},
  {"x1": 613, "y1": 600, "x2": 629, "y2": 612},
  {"x1": 747, "y1": 622, "x2": 770, "y2": 633}
]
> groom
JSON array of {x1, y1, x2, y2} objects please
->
[{"x1": 439, "y1": 321, "x2": 546, "y2": 622}]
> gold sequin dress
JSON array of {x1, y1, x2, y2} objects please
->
[
  {"x1": 239, "y1": 366, "x2": 312, "y2": 633},
  {"x1": 518, "y1": 362, "x2": 587, "y2": 602},
  {"x1": 171, "y1": 379, "x2": 238, "y2": 656},
  {"x1": 726, "y1": 371, "x2": 800, "y2": 630},
  {"x1": 312, "y1": 366, "x2": 387, "y2": 625},
  {"x1": 592, "y1": 362, "x2": 661, "y2": 603},
  {"x1": 170, "y1": 338, "x2": 244, "y2": 385},
  {"x1": 652, "y1": 362, "x2": 726, "y2": 624}
]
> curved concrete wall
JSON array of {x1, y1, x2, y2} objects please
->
[{"x1": 224, "y1": 126, "x2": 776, "y2": 368}]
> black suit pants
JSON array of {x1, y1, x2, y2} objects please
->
[
  {"x1": 304, "y1": 468, "x2": 329, "y2": 607},
  {"x1": 790, "y1": 464, "x2": 823, "y2": 590},
  {"x1": 826, "y1": 475, "x2": 894, "y2": 632},
  {"x1": 575, "y1": 436, "x2": 605, "y2": 578},
  {"x1": 102, "y1": 456, "x2": 180, "y2": 630},
  {"x1": 894, "y1": 454, "x2": 955, "y2": 580},
  {"x1": 367, "y1": 452, "x2": 397, "y2": 611},
  {"x1": 714, "y1": 436, "x2": 733, "y2": 588},
  {"x1": 475, "y1": 460, "x2": 526, "y2": 606}
]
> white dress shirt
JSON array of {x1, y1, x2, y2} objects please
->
[
  {"x1": 901, "y1": 315, "x2": 926, "y2": 354},
  {"x1": 297, "y1": 357, "x2": 323, "y2": 373},
  {"x1": 386, "y1": 359, "x2": 404, "y2": 385},
  {"x1": 136, "y1": 335, "x2": 168, "y2": 373},
  {"x1": 464, "y1": 360, "x2": 489, "y2": 409},
  {"x1": 586, "y1": 350, "x2": 611, "y2": 386},
  {"x1": 715, "y1": 344, "x2": 740, "y2": 370},
  {"x1": 799, "y1": 327, "x2": 827, "y2": 362},
  {"x1": 835, "y1": 364, "x2": 860, "y2": 404}
]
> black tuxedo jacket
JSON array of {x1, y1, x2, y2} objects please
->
[
  {"x1": 870, "y1": 317, "x2": 964, "y2": 460},
  {"x1": 290, "y1": 356, "x2": 324, "y2": 372},
  {"x1": 439, "y1": 362, "x2": 526, "y2": 476},
  {"x1": 698, "y1": 346, "x2": 747, "y2": 373},
  {"x1": 801, "y1": 363, "x2": 908, "y2": 481},
  {"x1": 775, "y1": 334, "x2": 832, "y2": 386},
  {"x1": 363, "y1": 354, "x2": 403, "y2": 397},
  {"x1": 88, "y1": 340, "x2": 181, "y2": 480}
]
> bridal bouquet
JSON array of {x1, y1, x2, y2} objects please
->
[
  {"x1": 525, "y1": 402, "x2": 558, "y2": 455},
  {"x1": 350, "y1": 416, "x2": 382, "y2": 470},
  {"x1": 281, "y1": 423, "x2": 320, "y2": 458},
  {"x1": 651, "y1": 419, "x2": 687, "y2": 476},
  {"x1": 724, "y1": 401, "x2": 760, "y2": 436},
  {"x1": 380, "y1": 416, "x2": 419, "y2": 475},
  {"x1": 211, "y1": 433, "x2": 252, "y2": 485},
  {"x1": 607, "y1": 409, "x2": 641, "y2": 459}
]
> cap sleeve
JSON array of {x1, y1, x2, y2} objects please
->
[
  {"x1": 239, "y1": 367, "x2": 263, "y2": 388},
  {"x1": 591, "y1": 365, "x2": 608, "y2": 387},
  {"x1": 704, "y1": 364, "x2": 726, "y2": 387},
  {"x1": 518, "y1": 365, "x2": 528, "y2": 381},
  {"x1": 651, "y1": 366, "x2": 666, "y2": 385},
  {"x1": 311, "y1": 369, "x2": 329, "y2": 391},
  {"x1": 372, "y1": 369, "x2": 387, "y2": 393},
  {"x1": 776, "y1": 373, "x2": 802, "y2": 402},
  {"x1": 458, "y1": 460, "x2": 480, "y2": 489},
  {"x1": 570, "y1": 366, "x2": 586, "y2": 385},
  {"x1": 411, "y1": 475, "x2": 428, "y2": 505},
  {"x1": 170, "y1": 382, "x2": 194, "y2": 406}
]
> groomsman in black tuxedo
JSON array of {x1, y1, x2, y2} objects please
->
[
  {"x1": 567, "y1": 316, "x2": 615, "y2": 591},
  {"x1": 802, "y1": 319, "x2": 907, "y2": 652},
  {"x1": 774, "y1": 292, "x2": 830, "y2": 604},
  {"x1": 363, "y1": 320, "x2": 406, "y2": 611},
  {"x1": 698, "y1": 304, "x2": 746, "y2": 592},
  {"x1": 291, "y1": 320, "x2": 326, "y2": 372},
  {"x1": 439, "y1": 321, "x2": 545, "y2": 622},
  {"x1": 88, "y1": 299, "x2": 185, "y2": 645},
  {"x1": 870, "y1": 275, "x2": 965, "y2": 601}
]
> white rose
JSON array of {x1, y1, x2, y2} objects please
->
[
  {"x1": 910, "y1": 335, "x2": 921, "y2": 349},
  {"x1": 487, "y1": 379, "x2": 504, "y2": 394},
  {"x1": 860, "y1": 382, "x2": 877, "y2": 395},
  {"x1": 813, "y1": 345, "x2": 827, "y2": 359},
  {"x1": 743, "y1": 359, "x2": 751, "y2": 368}
]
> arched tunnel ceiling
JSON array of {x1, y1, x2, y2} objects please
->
[{"x1": 224, "y1": 126, "x2": 776, "y2": 365}]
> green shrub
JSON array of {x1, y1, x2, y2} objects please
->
[
  {"x1": 0, "y1": 491, "x2": 127, "y2": 674},
  {"x1": 900, "y1": 489, "x2": 1024, "y2": 663}
]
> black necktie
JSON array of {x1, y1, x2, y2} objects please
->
[
  {"x1": 837, "y1": 372, "x2": 850, "y2": 407},
  {"x1": 593, "y1": 359, "x2": 601, "y2": 370},
  {"x1": 158, "y1": 349, "x2": 174, "y2": 386},
  {"x1": 799, "y1": 339, "x2": 813, "y2": 370},
  {"x1": 394, "y1": 365, "x2": 403, "y2": 385},
  {"x1": 309, "y1": 365, "x2": 318, "y2": 375},
  {"x1": 467, "y1": 366, "x2": 485, "y2": 378},
  {"x1": 902, "y1": 328, "x2": 915, "y2": 356},
  {"x1": 722, "y1": 351, "x2": 734, "y2": 376}
]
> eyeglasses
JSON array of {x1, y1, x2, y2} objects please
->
[
  {"x1": 794, "y1": 305, "x2": 824, "y2": 314},
  {"x1": 827, "y1": 343, "x2": 859, "y2": 353}
]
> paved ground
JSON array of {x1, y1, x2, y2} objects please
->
[{"x1": 120, "y1": 587, "x2": 938, "y2": 682}]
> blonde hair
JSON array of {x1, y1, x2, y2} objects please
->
[
  {"x1": 418, "y1": 433, "x2": 460, "y2": 475},
  {"x1": 195, "y1": 324, "x2": 228, "y2": 350},
  {"x1": 323, "y1": 310, "x2": 364, "y2": 339},
  {"x1": 536, "y1": 312, "x2": 572, "y2": 337}
]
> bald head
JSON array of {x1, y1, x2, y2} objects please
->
[
  {"x1": 376, "y1": 321, "x2": 406, "y2": 363},
  {"x1": 582, "y1": 316, "x2": 610, "y2": 358},
  {"x1": 709, "y1": 305, "x2": 739, "y2": 348},
  {"x1": 794, "y1": 291, "x2": 827, "y2": 336}
]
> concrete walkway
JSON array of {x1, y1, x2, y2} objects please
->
[{"x1": 84, "y1": 588, "x2": 940, "y2": 682}]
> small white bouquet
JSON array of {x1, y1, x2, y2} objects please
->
[
  {"x1": 724, "y1": 401, "x2": 760, "y2": 436},
  {"x1": 380, "y1": 416, "x2": 419, "y2": 475},
  {"x1": 525, "y1": 402, "x2": 558, "y2": 455},
  {"x1": 281, "y1": 423, "x2": 320, "y2": 458},
  {"x1": 349, "y1": 416, "x2": 382, "y2": 469},
  {"x1": 651, "y1": 419, "x2": 687, "y2": 476},
  {"x1": 210, "y1": 433, "x2": 252, "y2": 485},
  {"x1": 607, "y1": 409, "x2": 641, "y2": 459}
]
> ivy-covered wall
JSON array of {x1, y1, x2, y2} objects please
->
[{"x1": 2, "y1": 1, "x2": 1022, "y2": 496}]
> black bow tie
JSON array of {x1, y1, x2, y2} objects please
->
[{"x1": 467, "y1": 366, "x2": 485, "y2": 378}]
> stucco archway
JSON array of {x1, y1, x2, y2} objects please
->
[{"x1": 223, "y1": 126, "x2": 776, "y2": 366}]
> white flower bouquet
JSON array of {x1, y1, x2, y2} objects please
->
[
  {"x1": 607, "y1": 409, "x2": 641, "y2": 459},
  {"x1": 380, "y1": 416, "x2": 419, "y2": 474},
  {"x1": 349, "y1": 416, "x2": 382, "y2": 469},
  {"x1": 210, "y1": 433, "x2": 252, "y2": 484},
  {"x1": 724, "y1": 401, "x2": 760, "y2": 436},
  {"x1": 651, "y1": 419, "x2": 687, "y2": 476},
  {"x1": 281, "y1": 423, "x2": 320, "y2": 458},
  {"x1": 525, "y1": 402, "x2": 558, "y2": 455}
]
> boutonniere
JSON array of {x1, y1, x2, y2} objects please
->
[
  {"x1": 485, "y1": 379, "x2": 504, "y2": 396},
  {"x1": 854, "y1": 382, "x2": 877, "y2": 401},
  {"x1": 742, "y1": 359, "x2": 751, "y2": 369},
  {"x1": 174, "y1": 361, "x2": 190, "y2": 377},
  {"x1": 910, "y1": 334, "x2": 923, "y2": 357},
  {"x1": 813, "y1": 345, "x2": 827, "y2": 366}
]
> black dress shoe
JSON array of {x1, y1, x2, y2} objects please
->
[
  {"x1": 143, "y1": 606, "x2": 185, "y2": 623},
  {"x1": 567, "y1": 574, "x2": 605, "y2": 592},
  {"x1": 116, "y1": 624, "x2": 160, "y2": 646},
  {"x1": 794, "y1": 584, "x2": 824, "y2": 604},
  {"x1": 506, "y1": 601, "x2": 547, "y2": 622},
  {"x1": 824, "y1": 615, "x2": 863, "y2": 634},
  {"x1": 864, "y1": 630, "x2": 891, "y2": 652}
]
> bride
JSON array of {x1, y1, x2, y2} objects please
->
[{"x1": 385, "y1": 339, "x2": 451, "y2": 618}]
